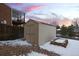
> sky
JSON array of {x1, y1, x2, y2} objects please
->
[
  {"x1": 7, "y1": 3, "x2": 79, "y2": 26},
  {"x1": 7, "y1": 3, "x2": 79, "y2": 19}
]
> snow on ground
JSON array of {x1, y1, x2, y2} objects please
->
[
  {"x1": 0, "y1": 39, "x2": 31, "y2": 46},
  {"x1": 40, "y1": 38, "x2": 79, "y2": 56},
  {"x1": 27, "y1": 51, "x2": 47, "y2": 56}
]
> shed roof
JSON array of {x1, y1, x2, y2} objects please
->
[{"x1": 26, "y1": 19, "x2": 56, "y2": 27}]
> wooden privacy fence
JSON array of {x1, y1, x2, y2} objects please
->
[{"x1": 0, "y1": 23, "x2": 24, "y2": 40}]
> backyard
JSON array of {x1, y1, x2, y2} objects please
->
[
  {"x1": 0, "y1": 39, "x2": 59, "y2": 56},
  {"x1": 40, "y1": 38, "x2": 79, "y2": 56},
  {"x1": 0, "y1": 38, "x2": 79, "y2": 56}
]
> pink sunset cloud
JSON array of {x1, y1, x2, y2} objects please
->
[
  {"x1": 23, "y1": 5, "x2": 42, "y2": 12},
  {"x1": 58, "y1": 18, "x2": 72, "y2": 27}
]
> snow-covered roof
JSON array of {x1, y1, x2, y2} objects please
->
[
  {"x1": 74, "y1": 27, "x2": 79, "y2": 32},
  {"x1": 26, "y1": 19, "x2": 56, "y2": 27},
  {"x1": 56, "y1": 29, "x2": 61, "y2": 31},
  {"x1": 55, "y1": 39, "x2": 66, "y2": 43},
  {"x1": 5, "y1": 3, "x2": 25, "y2": 13}
]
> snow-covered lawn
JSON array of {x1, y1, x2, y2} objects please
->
[
  {"x1": 40, "y1": 38, "x2": 79, "y2": 56},
  {"x1": 0, "y1": 39, "x2": 31, "y2": 46},
  {"x1": 27, "y1": 51, "x2": 47, "y2": 56}
]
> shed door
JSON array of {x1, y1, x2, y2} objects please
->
[
  {"x1": 30, "y1": 26, "x2": 38, "y2": 46},
  {"x1": 25, "y1": 26, "x2": 31, "y2": 43}
]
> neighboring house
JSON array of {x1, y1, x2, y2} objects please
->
[
  {"x1": 0, "y1": 3, "x2": 25, "y2": 26},
  {"x1": 24, "y1": 19, "x2": 56, "y2": 46},
  {"x1": 0, "y1": 3, "x2": 25, "y2": 40},
  {"x1": 74, "y1": 20, "x2": 79, "y2": 37}
]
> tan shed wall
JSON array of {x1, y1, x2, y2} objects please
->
[
  {"x1": 24, "y1": 20, "x2": 39, "y2": 46},
  {"x1": 39, "y1": 23, "x2": 56, "y2": 45}
]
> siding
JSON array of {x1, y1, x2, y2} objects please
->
[
  {"x1": 24, "y1": 20, "x2": 39, "y2": 46},
  {"x1": 0, "y1": 4, "x2": 11, "y2": 25},
  {"x1": 39, "y1": 23, "x2": 56, "y2": 45}
]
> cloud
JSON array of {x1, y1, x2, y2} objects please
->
[
  {"x1": 23, "y1": 5, "x2": 42, "y2": 12},
  {"x1": 58, "y1": 18, "x2": 72, "y2": 26}
]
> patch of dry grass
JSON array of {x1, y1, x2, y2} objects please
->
[
  {"x1": 0, "y1": 45, "x2": 31, "y2": 56},
  {"x1": 0, "y1": 45, "x2": 60, "y2": 56}
]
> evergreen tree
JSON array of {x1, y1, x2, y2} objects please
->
[
  {"x1": 60, "y1": 25, "x2": 68, "y2": 36},
  {"x1": 67, "y1": 25, "x2": 74, "y2": 37},
  {"x1": 56, "y1": 25, "x2": 60, "y2": 29}
]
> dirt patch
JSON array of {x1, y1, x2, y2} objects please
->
[
  {"x1": 31, "y1": 46, "x2": 60, "y2": 56},
  {"x1": 0, "y1": 45, "x2": 31, "y2": 56},
  {"x1": 0, "y1": 45, "x2": 60, "y2": 56}
]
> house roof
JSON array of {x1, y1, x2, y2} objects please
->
[
  {"x1": 74, "y1": 27, "x2": 79, "y2": 32},
  {"x1": 27, "y1": 19, "x2": 56, "y2": 27},
  {"x1": 74, "y1": 22, "x2": 79, "y2": 32},
  {"x1": 4, "y1": 4, "x2": 25, "y2": 14}
]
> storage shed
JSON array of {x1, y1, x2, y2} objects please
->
[{"x1": 24, "y1": 19, "x2": 56, "y2": 46}]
